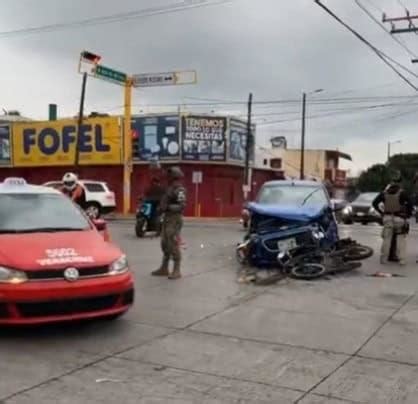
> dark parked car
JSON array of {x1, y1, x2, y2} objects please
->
[{"x1": 341, "y1": 192, "x2": 382, "y2": 225}]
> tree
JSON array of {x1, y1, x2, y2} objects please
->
[
  {"x1": 357, "y1": 164, "x2": 390, "y2": 192},
  {"x1": 388, "y1": 154, "x2": 418, "y2": 194},
  {"x1": 357, "y1": 153, "x2": 418, "y2": 194}
]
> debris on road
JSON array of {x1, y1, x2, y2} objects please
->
[
  {"x1": 238, "y1": 273, "x2": 256, "y2": 284},
  {"x1": 369, "y1": 272, "x2": 405, "y2": 278},
  {"x1": 95, "y1": 378, "x2": 123, "y2": 384}
]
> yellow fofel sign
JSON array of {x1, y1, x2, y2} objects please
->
[{"x1": 12, "y1": 117, "x2": 122, "y2": 167}]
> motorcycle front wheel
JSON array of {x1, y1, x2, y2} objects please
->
[
  {"x1": 343, "y1": 245, "x2": 373, "y2": 261},
  {"x1": 135, "y1": 218, "x2": 147, "y2": 238},
  {"x1": 290, "y1": 263, "x2": 326, "y2": 280}
]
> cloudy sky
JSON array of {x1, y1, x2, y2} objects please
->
[{"x1": 1, "y1": 0, "x2": 418, "y2": 174}]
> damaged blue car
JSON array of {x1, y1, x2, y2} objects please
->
[{"x1": 238, "y1": 180, "x2": 341, "y2": 268}]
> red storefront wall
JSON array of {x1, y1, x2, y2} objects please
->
[
  {"x1": 0, "y1": 164, "x2": 279, "y2": 217},
  {"x1": 132, "y1": 164, "x2": 280, "y2": 217}
]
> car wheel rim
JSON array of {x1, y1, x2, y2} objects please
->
[{"x1": 86, "y1": 206, "x2": 99, "y2": 218}]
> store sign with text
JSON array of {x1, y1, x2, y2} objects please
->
[
  {"x1": 12, "y1": 117, "x2": 122, "y2": 167},
  {"x1": 181, "y1": 115, "x2": 226, "y2": 161},
  {"x1": 0, "y1": 126, "x2": 11, "y2": 165},
  {"x1": 131, "y1": 115, "x2": 180, "y2": 161}
]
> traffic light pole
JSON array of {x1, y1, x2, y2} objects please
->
[
  {"x1": 75, "y1": 72, "x2": 87, "y2": 168},
  {"x1": 123, "y1": 79, "x2": 133, "y2": 215}
]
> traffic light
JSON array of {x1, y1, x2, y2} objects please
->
[
  {"x1": 132, "y1": 129, "x2": 140, "y2": 159},
  {"x1": 80, "y1": 51, "x2": 101, "y2": 64}
]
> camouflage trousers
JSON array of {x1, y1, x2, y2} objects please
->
[{"x1": 161, "y1": 214, "x2": 183, "y2": 263}]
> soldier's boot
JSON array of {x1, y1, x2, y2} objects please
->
[
  {"x1": 151, "y1": 257, "x2": 169, "y2": 277},
  {"x1": 168, "y1": 260, "x2": 182, "y2": 280}
]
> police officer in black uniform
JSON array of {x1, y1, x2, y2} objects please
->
[{"x1": 372, "y1": 171, "x2": 413, "y2": 265}]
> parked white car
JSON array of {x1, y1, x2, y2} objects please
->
[{"x1": 43, "y1": 180, "x2": 116, "y2": 219}]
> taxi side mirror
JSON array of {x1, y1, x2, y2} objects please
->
[{"x1": 92, "y1": 218, "x2": 107, "y2": 231}]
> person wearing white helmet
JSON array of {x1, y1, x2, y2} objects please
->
[{"x1": 59, "y1": 172, "x2": 86, "y2": 209}]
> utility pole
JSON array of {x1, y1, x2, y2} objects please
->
[
  {"x1": 300, "y1": 92, "x2": 306, "y2": 180},
  {"x1": 244, "y1": 92, "x2": 253, "y2": 195},
  {"x1": 387, "y1": 140, "x2": 401, "y2": 161},
  {"x1": 74, "y1": 72, "x2": 87, "y2": 168},
  {"x1": 383, "y1": 9, "x2": 418, "y2": 62}
]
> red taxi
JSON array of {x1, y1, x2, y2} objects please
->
[{"x1": 0, "y1": 178, "x2": 134, "y2": 325}]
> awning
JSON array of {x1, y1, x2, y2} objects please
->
[{"x1": 326, "y1": 150, "x2": 352, "y2": 161}]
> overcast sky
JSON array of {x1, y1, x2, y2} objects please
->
[{"x1": 1, "y1": 0, "x2": 418, "y2": 174}]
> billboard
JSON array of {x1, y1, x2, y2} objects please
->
[
  {"x1": 12, "y1": 117, "x2": 122, "y2": 167},
  {"x1": 0, "y1": 126, "x2": 11, "y2": 165},
  {"x1": 229, "y1": 118, "x2": 255, "y2": 163},
  {"x1": 181, "y1": 115, "x2": 226, "y2": 161},
  {"x1": 131, "y1": 115, "x2": 180, "y2": 161}
]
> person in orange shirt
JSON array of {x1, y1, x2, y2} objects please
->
[{"x1": 59, "y1": 172, "x2": 86, "y2": 210}]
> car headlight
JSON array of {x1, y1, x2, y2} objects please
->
[
  {"x1": 109, "y1": 255, "x2": 129, "y2": 275},
  {"x1": 312, "y1": 229, "x2": 325, "y2": 240},
  {"x1": 0, "y1": 266, "x2": 27, "y2": 284},
  {"x1": 342, "y1": 206, "x2": 352, "y2": 215}
]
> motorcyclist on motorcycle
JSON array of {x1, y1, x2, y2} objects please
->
[
  {"x1": 60, "y1": 172, "x2": 86, "y2": 210},
  {"x1": 144, "y1": 177, "x2": 165, "y2": 222}
]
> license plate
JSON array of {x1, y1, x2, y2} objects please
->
[
  {"x1": 357, "y1": 212, "x2": 365, "y2": 217},
  {"x1": 278, "y1": 238, "x2": 297, "y2": 251}
]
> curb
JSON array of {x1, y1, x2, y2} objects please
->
[{"x1": 106, "y1": 215, "x2": 239, "y2": 223}]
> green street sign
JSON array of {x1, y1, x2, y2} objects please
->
[{"x1": 94, "y1": 64, "x2": 127, "y2": 84}]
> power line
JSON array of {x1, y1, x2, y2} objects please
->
[
  {"x1": 97, "y1": 94, "x2": 418, "y2": 113},
  {"x1": 363, "y1": 0, "x2": 384, "y2": 14},
  {"x1": 0, "y1": 0, "x2": 236, "y2": 39},
  {"x1": 315, "y1": 0, "x2": 418, "y2": 91},
  {"x1": 254, "y1": 97, "x2": 418, "y2": 125},
  {"x1": 355, "y1": 0, "x2": 418, "y2": 58},
  {"x1": 244, "y1": 100, "x2": 418, "y2": 118},
  {"x1": 395, "y1": 0, "x2": 409, "y2": 11}
]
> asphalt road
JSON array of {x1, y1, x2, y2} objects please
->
[{"x1": 2, "y1": 221, "x2": 418, "y2": 403}]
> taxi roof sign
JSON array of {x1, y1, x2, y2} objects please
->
[{"x1": 3, "y1": 177, "x2": 27, "y2": 186}]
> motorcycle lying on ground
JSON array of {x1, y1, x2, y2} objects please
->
[
  {"x1": 236, "y1": 203, "x2": 373, "y2": 285},
  {"x1": 135, "y1": 198, "x2": 162, "y2": 238}
]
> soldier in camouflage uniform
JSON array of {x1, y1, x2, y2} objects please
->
[{"x1": 151, "y1": 167, "x2": 187, "y2": 279}]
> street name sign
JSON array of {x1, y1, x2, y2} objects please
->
[
  {"x1": 94, "y1": 65, "x2": 127, "y2": 85},
  {"x1": 132, "y1": 70, "x2": 197, "y2": 88}
]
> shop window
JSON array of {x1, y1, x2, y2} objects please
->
[{"x1": 270, "y1": 158, "x2": 282, "y2": 169}]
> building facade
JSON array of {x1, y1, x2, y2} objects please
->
[
  {"x1": 0, "y1": 112, "x2": 351, "y2": 216},
  {"x1": 0, "y1": 113, "x2": 283, "y2": 217}
]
